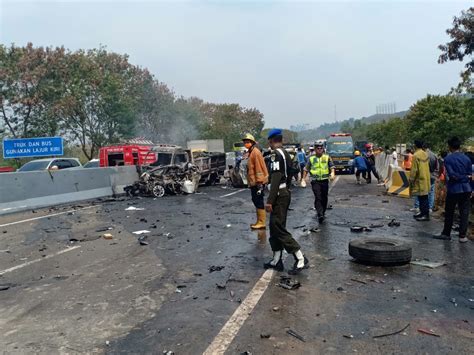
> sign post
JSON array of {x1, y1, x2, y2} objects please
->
[{"x1": 2, "y1": 137, "x2": 64, "y2": 159}]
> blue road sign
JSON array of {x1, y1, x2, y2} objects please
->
[{"x1": 2, "y1": 137, "x2": 64, "y2": 159}]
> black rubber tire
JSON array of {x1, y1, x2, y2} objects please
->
[{"x1": 349, "y1": 237, "x2": 412, "y2": 266}]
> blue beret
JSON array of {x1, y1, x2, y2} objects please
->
[{"x1": 267, "y1": 128, "x2": 283, "y2": 139}]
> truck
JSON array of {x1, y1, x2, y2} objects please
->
[
  {"x1": 187, "y1": 139, "x2": 225, "y2": 153},
  {"x1": 99, "y1": 140, "x2": 156, "y2": 167},
  {"x1": 326, "y1": 133, "x2": 355, "y2": 174}
]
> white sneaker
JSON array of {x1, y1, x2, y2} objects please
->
[
  {"x1": 409, "y1": 208, "x2": 420, "y2": 213},
  {"x1": 429, "y1": 209, "x2": 433, "y2": 213}
]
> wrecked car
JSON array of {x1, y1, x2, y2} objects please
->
[{"x1": 125, "y1": 163, "x2": 201, "y2": 198}]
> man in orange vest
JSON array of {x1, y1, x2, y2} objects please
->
[{"x1": 242, "y1": 133, "x2": 269, "y2": 229}]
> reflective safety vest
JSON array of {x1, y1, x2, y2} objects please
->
[{"x1": 309, "y1": 154, "x2": 330, "y2": 180}]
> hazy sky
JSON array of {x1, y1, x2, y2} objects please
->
[{"x1": 0, "y1": 0, "x2": 470, "y2": 128}]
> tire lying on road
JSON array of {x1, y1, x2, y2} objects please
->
[{"x1": 349, "y1": 237, "x2": 412, "y2": 266}]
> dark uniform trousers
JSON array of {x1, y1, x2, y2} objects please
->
[
  {"x1": 269, "y1": 188, "x2": 300, "y2": 253},
  {"x1": 250, "y1": 186, "x2": 265, "y2": 209},
  {"x1": 311, "y1": 179, "x2": 329, "y2": 217}
]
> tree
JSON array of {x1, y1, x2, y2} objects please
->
[
  {"x1": 404, "y1": 94, "x2": 473, "y2": 152},
  {"x1": 438, "y1": 7, "x2": 474, "y2": 92},
  {"x1": 0, "y1": 43, "x2": 67, "y2": 138},
  {"x1": 58, "y1": 48, "x2": 147, "y2": 159},
  {"x1": 200, "y1": 103, "x2": 265, "y2": 151}
]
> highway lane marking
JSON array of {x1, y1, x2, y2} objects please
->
[
  {"x1": 0, "y1": 205, "x2": 99, "y2": 228},
  {"x1": 220, "y1": 189, "x2": 246, "y2": 198},
  {"x1": 203, "y1": 269, "x2": 274, "y2": 355},
  {"x1": 204, "y1": 176, "x2": 340, "y2": 354},
  {"x1": 0, "y1": 246, "x2": 81, "y2": 276}
]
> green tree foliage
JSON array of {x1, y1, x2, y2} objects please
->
[
  {"x1": 0, "y1": 43, "x2": 67, "y2": 138},
  {"x1": 200, "y1": 104, "x2": 265, "y2": 151},
  {"x1": 0, "y1": 43, "x2": 267, "y2": 162},
  {"x1": 438, "y1": 7, "x2": 474, "y2": 92},
  {"x1": 404, "y1": 94, "x2": 473, "y2": 151}
]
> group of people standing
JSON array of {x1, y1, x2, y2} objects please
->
[
  {"x1": 400, "y1": 138, "x2": 472, "y2": 243},
  {"x1": 242, "y1": 130, "x2": 335, "y2": 274}
]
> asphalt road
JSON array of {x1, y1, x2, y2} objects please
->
[{"x1": 0, "y1": 175, "x2": 472, "y2": 354}]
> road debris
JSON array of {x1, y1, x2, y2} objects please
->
[
  {"x1": 369, "y1": 223, "x2": 385, "y2": 228},
  {"x1": 227, "y1": 278, "x2": 250, "y2": 284},
  {"x1": 272, "y1": 306, "x2": 280, "y2": 312},
  {"x1": 373, "y1": 323, "x2": 410, "y2": 338},
  {"x1": 96, "y1": 226, "x2": 113, "y2": 232},
  {"x1": 216, "y1": 283, "x2": 226, "y2": 290},
  {"x1": 103, "y1": 233, "x2": 113, "y2": 240},
  {"x1": 278, "y1": 276, "x2": 301, "y2": 290},
  {"x1": 0, "y1": 284, "x2": 11, "y2": 291},
  {"x1": 209, "y1": 265, "x2": 225, "y2": 273},
  {"x1": 125, "y1": 206, "x2": 145, "y2": 211},
  {"x1": 388, "y1": 219, "x2": 400, "y2": 227},
  {"x1": 350, "y1": 226, "x2": 372, "y2": 233},
  {"x1": 350, "y1": 278, "x2": 367, "y2": 285},
  {"x1": 450, "y1": 298, "x2": 458, "y2": 307},
  {"x1": 132, "y1": 230, "x2": 150, "y2": 235},
  {"x1": 138, "y1": 235, "x2": 149, "y2": 245},
  {"x1": 286, "y1": 329, "x2": 305, "y2": 342},
  {"x1": 343, "y1": 334, "x2": 354, "y2": 339},
  {"x1": 410, "y1": 260, "x2": 446, "y2": 269},
  {"x1": 417, "y1": 328, "x2": 440, "y2": 337},
  {"x1": 260, "y1": 333, "x2": 271, "y2": 339}
]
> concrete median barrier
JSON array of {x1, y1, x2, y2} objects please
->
[
  {"x1": 0, "y1": 166, "x2": 138, "y2": 215},
  {"x1": 387, "y1": 169, "x2": 410, "y2": 198}
]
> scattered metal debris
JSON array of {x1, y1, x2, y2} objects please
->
[
  {"x1": 103, "y1": 233, "x2": 113, "y2": 240},
  {"x1": 209, "y1": 265, "x2": 225, "y2": 273},
  {"x1": 373, "y1": 323, "x2": 410, "y2": 338},
  {"x1": 286, "y1": 329, "x2": 305, "y2": 342},
  {"x1": 138, "y1": 235, "x2": 149, "y2": 245},
  {"x1": 388, "y1": 219, "x2": 400, "y2": 227},
  {"x1": 278, "y1": 276, "x2": 301, "y2": 290},
  {"x1": 417, "y1": 328, "x2": 440, "y2": 337},
  {"x1": 260, "y1": 333, "x2": 271, "y2": 339},
  {"x1": 132, "y1": 230, "x2": 150, "y2": 235},
  {"x1": 343, "y1": 334, "x2": 354, "y2": 339},
  {"x1": 125, "y1": 206, "x2": 145, "y2": 211},
  {"x1": 350, "y1": 278, "x2": 367, "y2": 285},
  {"x1": 350, "y1": 226, "x2": 372, "y2": 233}
]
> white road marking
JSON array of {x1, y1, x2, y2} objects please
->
[
  {"x1": 0, "y1": 246, "x2": 81, "y2": 276},
  {"x1": 220, "y1": 189, "x2": 246, "y2": 198},
  {"x1": 0, "y1": 205, "x2": 99, "y2": 228},
  {"x1": 203, "y1": 269, "x2": 274, "y2": 355},
  {"x1": 204, "y1": 176, "x2": 341, "y2": 354}
]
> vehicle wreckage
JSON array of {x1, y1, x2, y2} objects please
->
[
  {"x1": 125, "y1": 144, "x2": 225, "y2": 197},
  {"x1": 124, "y1": 163, "x2": 201, "y2": 197}
]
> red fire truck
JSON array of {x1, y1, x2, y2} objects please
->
[{"x1": 99, "y1": 139, "x2": 156, "y2": 167}]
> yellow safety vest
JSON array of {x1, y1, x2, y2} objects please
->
[{"x1": 309, "y1": 154, "x2": 330, "y2": 180}]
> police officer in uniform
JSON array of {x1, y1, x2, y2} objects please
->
[
  {"x1": 302, "y1": 141, "x2": 335, "y2": 223},
  {"x1": 264, "y1": 129, "x2": 309, "y2": 274}
]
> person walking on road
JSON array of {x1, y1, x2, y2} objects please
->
[
  {"x1": 433, "y1": 137, "x2": 472, "y2": 243},
  {"x1": 242, "y1": 133, "x2": 269, "y2": 230},
  {"x1": 302, "y1": 142, "x2": 336, "y2": 224},
  {"x1": 409, "y1": 140, "x2": 431, "y2": 221},
  {"x1": 296, "y1": 147, "x2": 307, "y2": 183},
  {"x1": 364, "y1": 146, "x2": 381, "y2": 184},
  {"x1": 264, "y1": 129, "x2": 309, "y2": 274},
  {"x1": 353, "y1": 150, "x2": 367, "y2": 185}
]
